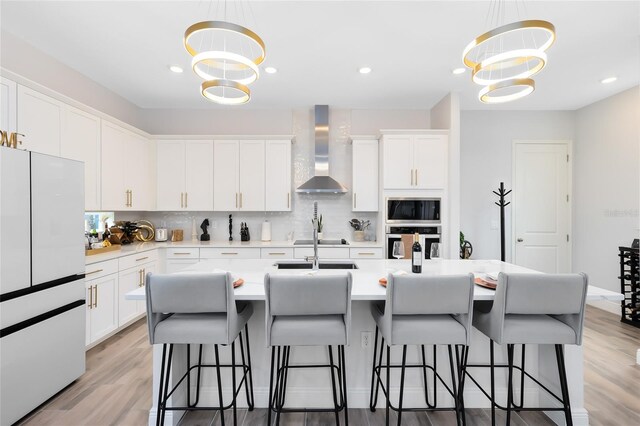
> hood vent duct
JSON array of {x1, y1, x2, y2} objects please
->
[{"x1": 296, "y1": 105, "x2": 348, "y2": 194}]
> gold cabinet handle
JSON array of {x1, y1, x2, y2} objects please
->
[
  {"x1": 87, "y1": 286, "x2": 93, "y2": 309},
  {"x1": 86, "y1": 269, "x2": 103, "y2": 276},
  {"x1": 136, "y1": 256, "x2": 149, "y2": 262},
  {"x1": 130, "y1": 190, "x2": 133, "y2": 207},
  {"x1": 357, "y1": 252, "x2": 375, "y2": 255},
  {"x1": 138, "y1": 269, "x2": 143, "y2": 287},
  {"x1": 173, "y1": 252, "x2": 192, "y2": 255},
  {"x1": 240, "y1": 193, "x2": 243, "y2": 209},
  {"x1": 415, "y1": 169, "x2": 418, "y2": 186},
  {"x1": 125, "y1": 190, "x2": 129, "y2": 207},
  {"x1": 142, "y1": 268, "x2": 146, "y2": 286},
  {"x1": 268, "y1": 252, "x2": 286, "y2": 255},
  {"x1": 93, "y1": 285, "x2": 98, "y2": 308},
  {"x1": 221, "y1": 252, "x2": 238, "y2": 255},
  {"x1": 181, "y1": 192, "x2": 184, "y2": 208},
  {"x1": 235, "y1": 193, "x2": 238, "y2": 208},
  {"x1": 287, "y1": 192, "x2": 290, "y2": 209},
  {"x1": 353, "y1": 193, "x2": 357, "y2": 209},
  {"x1": 185, "y1": 192, "x2": 188, "y2": 208}
]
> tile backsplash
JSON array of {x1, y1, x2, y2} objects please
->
[{"x1": 116, "y1": 108, "x2": 379, "y2": 242}]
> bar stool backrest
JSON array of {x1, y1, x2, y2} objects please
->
[
  {"x1": 384, "y1": 273, "x2": 475, "y2": 344},
  {"x1": 145, "y1": 272, "x2": 235, "y2": 344},
  {"x1": 264, "y1": 273, "x2": 353, "y2": 345},
  {"x1": 493, "y1": 272, "x2": 589, "y2": 344}
]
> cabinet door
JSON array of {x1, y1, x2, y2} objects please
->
[
  {"x1": 352, "y1": 139, "x2": 379, "y2": 212},
  {"x1": 413, "y1": 135, "x2": 447, "y2": 189},
  {"x1": 185, "y1": 140, "x2": 214, "y2": 211},
  {"x1": 213, "y1": 140, "x2": 239, "y2": 211},
  {"x1": 85, "y1": 281, "x2": 92, "y2": 346},
  {"x1": 239, "y1": 140, "x2": 265, "y2": 211},
  {"x1": 127, "y1": 134, "x2": 154, "y2": 210},
  {"x1": 265, "y1": 140, "x2": 291, "y2": 211},
  {"x1": 100, "y1": 122, "x2": 127, "y2": 210},
  {"x1": 118, "y1": 267, "x2": 144, "y2": 326},
  {"x1": 0, "y1": 77, "x2": 17, "y2": 133},
  {"x1": 61, "y1": 107, "x2": 101, "y2": 210},
  {"x1": 156, "y1": 140, "x2": 185, "y2": 210},
  {"x1": 89, "y1": 274, "x2": 118, "y2": 343},
  {"x1": 17, "y1": 86, "x2": 62, "y2": 156},
  {"x1": 165, "y1": 259, "x2": 200, "y2": 274},
  {"x1": 137, "y1": 262, "x2": 155, "y2": 315},
  {"x1": 383, "y1": 135, "x2": 413, "y2": 189}
]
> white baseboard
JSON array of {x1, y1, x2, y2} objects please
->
[{"x1": 587, "y1": 299, "x2": 619, "y2": 315}]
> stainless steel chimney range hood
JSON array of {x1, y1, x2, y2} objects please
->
[{"x1": 296, "y1": 105, "x2": 348, "y2": 194}]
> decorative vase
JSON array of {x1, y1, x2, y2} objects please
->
[{"x1": 353, "y1": 230, "x2": 365, "y2": 242}]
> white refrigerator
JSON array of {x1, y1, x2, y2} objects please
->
[{"x1": 0, "y1": 148, "x2": 86, "y2": 425}]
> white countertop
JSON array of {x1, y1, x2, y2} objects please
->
[
  {"x1": 85, "y1": 240, "x2": 382, "y2": 265},
  {"x1": 125, "y1": 259, "x2": 623, "y2": 302}
]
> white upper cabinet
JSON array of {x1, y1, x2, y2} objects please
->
[
  {"x1": 157, "y1": 140, "x2": 213, "y2": 211},
  {"x1": 382, "y1": 133, "x2": 448, "y2": 190},
  {"x1": 352, "y1": 139, "x2": 379, "y2": 212},
  {"x1": 214, "y1": 140, "x2": 266, "y2": 211},
  {"x1": 213, "y1": 140, "x2": 240, "y2": 211},
  {"x1": 101, "y1": 121, "x2": 154, "y2": 210},
  {"x1": 265, "y1": 140, "x2": 292, "y2": 211},
  {"x1": 61, "y1": 106, "x2": 101, "y2": 210},
  {"x1": 0, "y1": 77, "x2": 17, "y2": 133},
  {"x1": 17, "y1": 85, "x2": 62, "y2": 156},
  {"x1": 239, "y1": 140, "x2": 265, "y2": 211}
]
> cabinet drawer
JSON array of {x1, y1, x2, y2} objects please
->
[
  {"x1": 294, "y1": 247, "x2": 349, "y2": 259},
  {"x1": 166, "y1": 248, "x2": 200, "y2": 259},
  {"x1": 349, "y1": 248, "x2": 384, "y2": 259},
  {"x1": 85, "y1": 259, "x2": 119, "y2": 280},
  {"x1": 118, "y1": 250, "x2": 158, "y2": 270},
  {"x1": 260, "y1": 248, "x2": 294, "y2": 259},
  {"x1": 200, "y1": 248, "x2": 261, "y2": 259}
]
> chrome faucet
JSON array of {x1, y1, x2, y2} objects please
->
[{"x1": 305, "y1": 201, "x2": 320, "y2": 270}]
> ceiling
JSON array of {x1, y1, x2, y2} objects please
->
[{"x1": 1, "y1": 1, "x2": 638, "y2": 111}]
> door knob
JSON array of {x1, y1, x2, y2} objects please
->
[{"x1": 517, "y1": 238, "x2": 524, "y2": 242}]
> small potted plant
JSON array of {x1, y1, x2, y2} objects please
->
[{"x1": 349, "y1": 218, "x2": 371, "y2": 242}]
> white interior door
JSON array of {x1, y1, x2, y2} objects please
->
[{"x1": 513, "y1": 141, "x2": 571, "y2": 273}]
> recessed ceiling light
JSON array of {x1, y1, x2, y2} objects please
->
[
  {"x1": 359, "y1": 67, "x2": 372, "y2": 74},
  {"x1": 600, "y1": 76, "x2": 617, "y2": 84},
  {"x1": 169, "y1": 65, "x2": 183, "y2": 73},
  {"x1": 265, "y1": 66, "x2": 278, "y2": 74},
  {"x1": 452, "y1": 68, "x2": 466, "y2": 75}
]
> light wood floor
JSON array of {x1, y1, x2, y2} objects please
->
[{"x1": 18, "y1": 306, "x2": 640, "y2": 425}]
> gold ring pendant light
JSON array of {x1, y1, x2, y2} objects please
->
[
  {"x1": 184, "y1": 14, "x2": 266, "y2": 105},
  {"x1": 462, "y1": 8, "x2": 556, "y2": 104}
]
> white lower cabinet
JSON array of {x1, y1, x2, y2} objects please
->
[
  {"x1": 294, "y1": 247, "x2": 350, "y2": 259},
  {"x1": 166, "y1": 259, "x2": 200, "y2": 274},
  {"x1": 260, "y1": 248, "x2": 294, "y2": 259},
  {"x1": 118, "y1": 261, "x2": 156, "y2": 327},
  {"x1": 349, "y1": 247, "x2": 384, "y2": 259},
  {"x1": 200, "y1": 247, "x2": 261, "y2": 259},
  {"x1": 85, "y1": 273, "x2": 118, "y2": 346}
]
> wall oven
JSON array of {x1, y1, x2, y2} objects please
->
[
  {"x1": 385, "y1": 226, "x2": 441, "y2": 260},
  {"x1": 386, "y1": 197, "x2": 441, "y2": 224}
]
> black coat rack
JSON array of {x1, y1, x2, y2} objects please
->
[{"x1": 493, "y1": 182, "x2": 511, "y2": 262}]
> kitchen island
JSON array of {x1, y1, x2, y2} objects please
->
[{"x1": 126, "y1": 259, "x2": 622, "y2": 426}]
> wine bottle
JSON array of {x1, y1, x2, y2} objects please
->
[{"x1": 412, "y1": 233, "x2": 422, "y2": 273}]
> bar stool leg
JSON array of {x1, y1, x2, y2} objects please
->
[
  {"x1": 231, "y1": 341, "x2": 238, "y2": 426},
  {"x1": 506, "y1": 344, "x2": 515, "y2": 425},
  {"x1": 448, "y1": 345, "x2": 461, "y2": 426},
  {"x1": 275, "y1": 347, "x2": 283, "y2": 426},
  {"x1": 340, "y1": 345, "x2": 349, "y2": 425},
  {"x1": 267, "y1": 346, "x2": 276, "y2": 426},
  {"x1": 281, "y1": 346, "x2": 291, "y2": 407},
  {"x1": 156, "y1": 344, "x2": 167, "y2": 426},
  {"x1": 420, "y1": 345, "x2": 437, "y2": 409},
  {"x1": 385, "y1": 345, "x2": 391, "y2": 426},
  {"x1": 240, "y1": 325, "x2": 255, "y2": 410},
  {"x1": 489, "y1": 340, "x2": 496, "y2": 426},
  {"x1": 328, "y1": 345, "x2": 341, "y2": 426},
  {"x1": 555, "y1": 344, "x2": 573, "y2": 426},
  {"x1": 369, "y1": 326, "x2": 380, "y2": 411},
  {"x1": 397, "y1": 345, "x2": 408, "y2": 426},
  {"x1": 456, "y1": 345, "x2": 468, "y2": 426},
  {"x1": 214, "y1": 344, "x2": 226, "y2": 426},
  {"x1": 370, "y1": 328, "x2": 385, "y2": 412},
  {"x1": 160, "y1": 344, "x2": 173, "y2": 426}
]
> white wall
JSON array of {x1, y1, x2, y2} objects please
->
[
  {"x1": 460, "y1": 110, "x2": 576, "y2": 261},
  {"x1": 573, "y1": 86, "x2": 640, "y2": 299}
]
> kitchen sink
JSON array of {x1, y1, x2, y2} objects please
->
[
  {"x1": 275, "y1": 261, "x2": 359, "y2": 270},
  {"x1": 293, "y1": 239, "x2": 349, "y2": 245}
]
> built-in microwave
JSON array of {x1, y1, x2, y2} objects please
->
[{"x1": 386, "y1": 197, "x2": 441, "y2": 224}]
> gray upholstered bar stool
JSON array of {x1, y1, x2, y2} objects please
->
[
  {"x1": 264, "y1": 273, "x2": 352, "y2": 426},
  {"x1": 369, "y1": 273, "x2": 475, "y2": 426},
  {"x1": 465, "y1": 272, "x2": 588, "y2": 426},
  {"x1": 146, "y1": 272, "x2": 255, "y2": 426}
]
